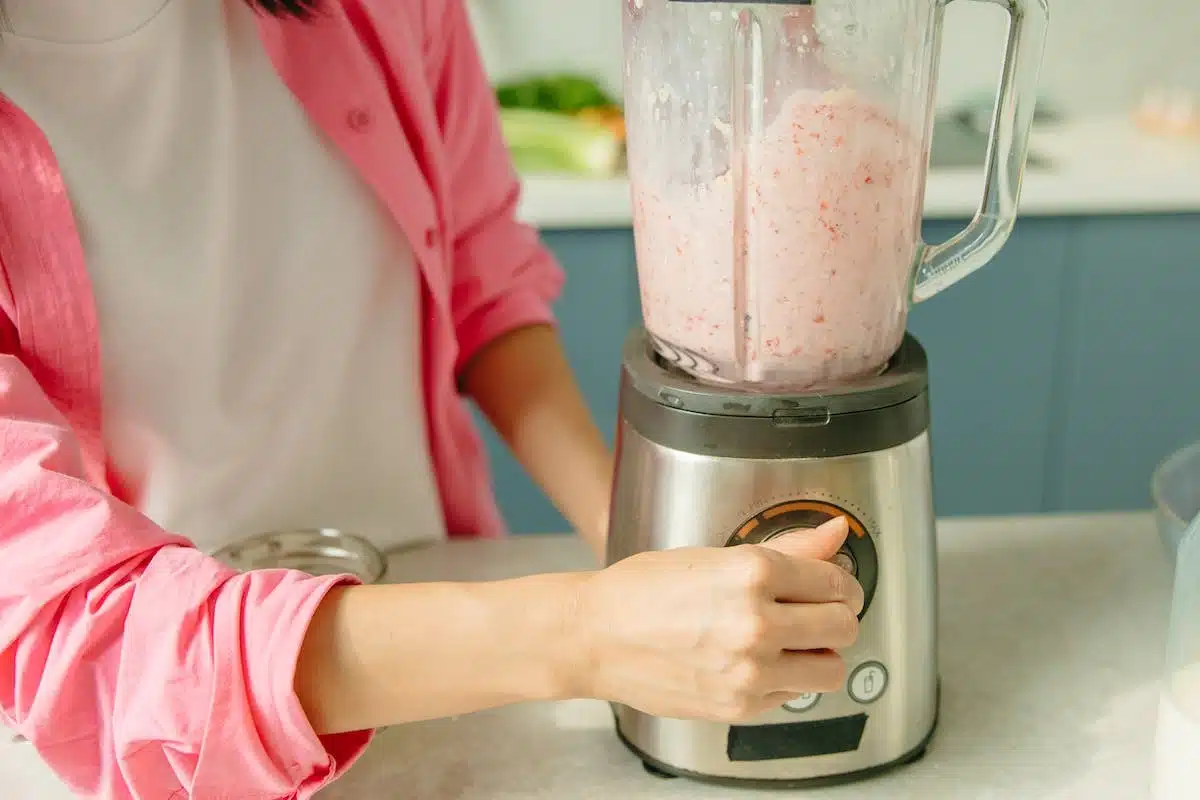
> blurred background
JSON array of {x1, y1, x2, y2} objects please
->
[{"x1": 467, "y1": 0, "x2": 1200, "y2": 117}]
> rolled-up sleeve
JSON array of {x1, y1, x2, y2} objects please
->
[
  {"x1": 0, "y1": 353, "x2": 372, "y2": 798},
  {"x1": 426, "y1": 0, "x2": 567, "y2": 376}
]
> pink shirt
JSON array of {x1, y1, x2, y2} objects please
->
[{"x1": 0, "y1": 1, "x2": 563, "y2": 797}]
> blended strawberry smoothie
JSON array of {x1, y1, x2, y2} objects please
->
[{"x1": 631, "y1": 88, "x2": 926, "y2": 389}]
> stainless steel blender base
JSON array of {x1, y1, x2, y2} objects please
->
[{"x1": 606, "y1": 330, "x2": 940, "y2": 784}]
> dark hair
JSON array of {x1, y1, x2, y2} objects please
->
[
  {"x1": 0, "y1": 0, "x2": 322, "y2": 24},
  {"x1": 248, "y1": 0, "x2": 322, "y2": 17}
]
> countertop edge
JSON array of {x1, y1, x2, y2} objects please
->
[
  {"x1": 517, "y1": 174, "x2": 1200, "y2": 230},
  {"x1": 516, "y1": 117, "x2": 1200, "y2": 230}
]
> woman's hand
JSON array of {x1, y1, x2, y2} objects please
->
[
  {"x1": 575, "y1": 516, "x2": 861, "y2": 722},
  {"x1": 294, "y1": 517, "x2": 858, "y2": 735}
]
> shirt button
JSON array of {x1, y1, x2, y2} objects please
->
[{"x1": 346, "y1": 107, "x2": 372, "y2": 132}]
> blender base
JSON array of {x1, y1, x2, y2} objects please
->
[{"x1": 617, "y1": 682, "x2": 941, "y2": 790}]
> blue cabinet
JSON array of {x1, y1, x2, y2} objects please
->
[
  {"x1": 1046, "y1": 214, "x2": 1200, "y2": 511},
  {"x1": 909, "y1": 218, "x2": 1071, "y2": 516},
  {"x1": 474, "y1": 213, "x2": 1200, "y2": 532},
  {"x1": 472, "y1": 229, "x2": 640, "y2": 534}
]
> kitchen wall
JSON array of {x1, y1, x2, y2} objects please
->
[{"x1": 466, "y1": 0, "x2": 1200, "y2": 115}]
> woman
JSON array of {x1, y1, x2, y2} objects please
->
[{"x1": 0, "y1": 0, "x2": 863, "y2": 796}]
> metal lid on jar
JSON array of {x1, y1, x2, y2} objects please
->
[{"x1": 211, "y1": 529, "x2": 387, "y2": 584}]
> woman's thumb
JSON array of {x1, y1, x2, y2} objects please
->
[{"x1": 758, "y1": 516, "x2": 850, "y2": 561}]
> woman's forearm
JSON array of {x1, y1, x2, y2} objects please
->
[
  {"x1": 294, "y1": 572, "x2": 590, "y2": 735},
  {"x1": 294, "y1": 327, "x2": 614, "y2": 735},
  {"x1": 462, "y1": 324, "x2": 614, "y2": 555}
]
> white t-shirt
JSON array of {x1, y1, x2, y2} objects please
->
[{"x1": 0, "y1": 0, "x2": 448, "y2": 554}]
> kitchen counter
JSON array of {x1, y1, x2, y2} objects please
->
[
  {"x1": 518, "y1": 116, "x2": 1200, "y2": 229},
  {"x1": 0, "y1": 512, "x2": 1174, "y2": 798},
  {"x1": 325, "y1": 511, "x2": 1173, "y2": 799}
]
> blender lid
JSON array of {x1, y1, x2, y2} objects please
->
[{"x1": 622, "y1": 329, "x2": 929, "y2": 420}]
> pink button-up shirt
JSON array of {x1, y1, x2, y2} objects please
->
[{"x1": 0, "y1": 1, "x2": 563, "y2": 796}]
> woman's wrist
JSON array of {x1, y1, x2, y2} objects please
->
[
  {"x1": 562, "y1": 452, "x2": 614, "y2": 560},
  {"x1": 471, "y1": 570, "x2": 598, "y2": 704},
  {"x1": 294, "y1": 570, "x2": 599, "y2": 734}
]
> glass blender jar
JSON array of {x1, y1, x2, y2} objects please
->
[
  {"x1": 623, "y1": 0, "x2": 1049, "y2": 389},
  {"x1": 1153, "y1": 512, "x2": 1200, "y2": 800}
]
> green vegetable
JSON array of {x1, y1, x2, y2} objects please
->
[
  {"x1": 495, "y1": 74, "x2": 617, "y2": 114},
  {"x1": 499, "y1": 108, "x2": 623, "y2": 178}
]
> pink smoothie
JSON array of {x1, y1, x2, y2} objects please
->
[{"x1": 632, "y1": 89, "x2": 925, "y2": 389}]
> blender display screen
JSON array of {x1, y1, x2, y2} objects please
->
[{"x1": 727, "y1": 714, "x2": 868, "y2": 762}]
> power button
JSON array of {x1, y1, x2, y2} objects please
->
[{"x1": 848, "y1": 661, "x2": 888, "y2": 705}]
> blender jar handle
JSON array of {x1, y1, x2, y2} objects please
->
[{"x1": 910, "y1": 0, "x2": 1050, "y2": 303}]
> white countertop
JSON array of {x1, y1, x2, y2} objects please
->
[
  {"x1": 1, "y1": 511, "x2": 1175, "y2": 799},
  {"x1": 517, "y1": 117, "x2": 1200, "y2": 229},
  {"x1": 326, "y1": 511, "x2": 1173, "y2": 799}
]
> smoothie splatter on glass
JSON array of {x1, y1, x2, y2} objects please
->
[{"x1": 632, "y1": 88, "x2": 926, "y2": 389}]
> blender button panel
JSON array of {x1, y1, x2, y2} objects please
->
[
  {"x1": 782, "y1": 693, "x2": 821, "y2": 713},
  {"x1": 727, "y1": 500, "x2": 879, "y2": 620},
  {"x1": 848, "y1": 662, "x2": 889, "y2": 705}
]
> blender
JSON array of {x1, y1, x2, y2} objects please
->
[{"x1": 606, "y1": 0, "x2": 1049, "y2": 786}]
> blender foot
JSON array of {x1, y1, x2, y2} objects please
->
[
  {"x1": 901, "y1": 745, "x2": 930, "y2": 766},
  {"x1": 642, "y1": 761, "x2": 678, "y2": 779}
]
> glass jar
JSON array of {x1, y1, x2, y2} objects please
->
[{"x1": 1153, "y1": 512, "x2": 1200, "y2": 799}]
